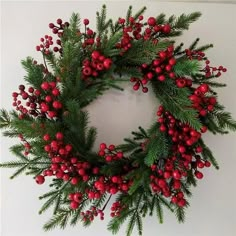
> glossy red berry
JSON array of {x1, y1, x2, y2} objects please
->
[
  {"x1": 70, "y1": 201, "x2": 79, "y2": 209},
  {"x1": 147, "y1": 17, "x2": 156, "y2": 26},
  {"x1": 56, "y1": 132, "x2": 64, "y2": 140},
  {"x1": 83, "y1": 19, "x2": 89, "y2": 25},
  {"x1": 35, "y1": 175, "x2": 45, "y2": 184},
  {"x1": 195, "y1": 171, "x2": 203, "y2": 179}
]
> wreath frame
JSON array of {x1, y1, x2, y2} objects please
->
[{"x1": 1, "y1": 5, "x2": 236, "y2": 236}]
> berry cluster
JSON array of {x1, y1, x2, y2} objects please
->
[
  {"x1": 98, "y1": 143, "x2": 124, "y2": 162},
  {"x1": 203, "y1": 60, "x2": 227, "y2": 78},
  {"x1": 68, "y1": 192, "x2": 83, "y2": 209},
  {"x1": 157, "y1": 105, "x2": 205, "y2": 147},
  {"x1": 42, "y1": 132, "x2": 97, "y2": 185},
  {"x1": 185, "y1": 48, "x2": 206, "y2": 61},
  {"x1": 82, "y1": 50, "x2": 112, "y2": 79},
  {"x1": 190, "y1": 84, "x2": 217, "y2": 117},
  {"x1": 94, "y1": 174, "x2": 132, "y2": 196},
  {"x1": 116, "y1": 15, "x2": 171, "y2": 54},
  {"x1": 149, "y1": 154, "x2": 211, "y2": 207},
  {"x1": 12, "y1": 84, "x2": 40, "y2": 119},
  {"x1": 130, "y1": 45, "x2": 176, "y2": 92},
  {"x1": 12, "y1": 78, "x2": 62, "y2": 120},
  {"x1": 150, "y1": 105, "x2": 213, "y2": 207},
  {"x1": 39, "y1": 80, "x2": 62, "y2": 119},
  {"x1": 175, "y1": 77, "x2": 192, "y2": 88},
  {"x1": 110, "y1": 201, "x2": 125, "y2": 217},
  {"x1": 81, "y1": 206, "x2": 104, "y2": 222},
  {"x1": 36, "y1": 35, "x2": 54, "y2": 55}
]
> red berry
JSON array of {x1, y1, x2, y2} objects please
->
[
  {"x1": 177, "y1": 199, "x2": 186, "y2": 207},
  {"x1": 35, "y1": 175, "x2": 45, "y2": 184},
  {"x1": 40, "y1": 103, "x2": 49, "y2": 112},
  {"x1": 171, "y1": 196, "x2": 178, "y2": 204},
  {"x1": 162, "y1": 24, "x2": 171, "y2": 34},
  {"x1": 158, "y1": 75, "x2": 165, "y2": 81},
  {"x1": 78, "y1": 168, "x2": 86, "y2": 176},
  {"x1": 103, "y1": 58, "x2": 112, "y2": 69},
  {"x1": 110, "y1": 187, "x2": 118, "y2": 195},
  {"x1": 199, "y1": 84, "x2": 209, "y2": 93},
  {"x1": 178, "y1": 146, "x2": 186, "y2": 153},
  {"x1": 91, "y1": 50, "x2": 100, "y2": 60},
  {"x1": 204, "y1": 161, "x2": 211, "y2": 167},
  {"x1": 71, "y1": 177, "x2": 79, "y2": 185},
  {"x1": 45, "y1": 95, "x2": 52, "y2": 102},
  {"x1": 48, "y1": 111, "x2": 56, "y2": 118},
  {"x1": 111, "y1": 176, "x2": 119, "y2": 183},
  {"x1": 49, "y1": 23, "x2": 54, "y2": 28},
  {"x1": 52, "y1": 101, "x2": 62, "y2": 109},
  {"x1": 70, "y1": 201, "x2": 79, "y2": 209},
  {"x1": 197, "y1": 161, "x2": 205, "y2": 169},
  {"x1": 105, "y1": 155, "x2": 112, "y2": 162},
  {"x1": 116, "y1": 152, "x2": 123, "y2": 159},
  {"x1": 109, "y1": 144, "x2": 115, "y2": 151},
  {"x1": 88, "y1": 192, "x2": 95, "y2": 199},
  {"x1": 133, "y1": 83, "x2": 140, "y2": 91},
  {"x1": 158, "y1": 179, "x2": 166, "y2": 188},
  {"x1": 100, "y1": 143, "x2": 107, "y2": 150},
  {"x1": 196, "y1": 146, "x2": 203, "y2": 153},
  {"x1": 172, "y1": 170, "x2": 182, "y2": 180},
  {"x1": 195, "y1": 171, "x2": 203, "y2": 179},
  {"x1": 43, "y1": 134, "x2": 50, "y2": 141},
  {"x1": 147, "y1": 17, "x2": 156, "y2": 26},
  {"x1": 83, "y1": 19, "x2": 89, "y2": 25},
  {"x1": 56, "y1": 132, "x2": 64, "y2": 140},
  {"x1": 142, "y1": 87, "x2": 148, "y2": 93},
  {"x1": 57, "y1": 18, "x2": 62, "y2": 25},
  {"x1": 41, "y1": 82, "x2": 50, "y2": 90},
  {"x1": 83, "y1": 66, "x2": 92, "y2": 76},
  {"x1": 52, "y1": 88, "x2": 60, "y2": 96}
]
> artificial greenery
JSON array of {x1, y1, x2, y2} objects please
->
[{"x1": 1, "y1": 5, "x2": 235, "y2": 236}]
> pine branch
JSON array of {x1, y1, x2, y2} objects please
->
[
  {"x1": 144, "y1": 131, "x2": 169, "y2": 166},
  {"x1": 0, "y1": 109, "x2": 11, "y2": 129},
  {"x1": 133, "y1": 7, "x2": 147, "y2": 21},
  {"x1": 151, "y1": 79, "x2": 202, "y2": 131},
  {"x1": 175, "y1": 206, "x2": 186, "y2": 223},
  {"x1": 174, "y1": 59, "x2": 201, "y2": 77},
  {"x1": 85, "y1": 127, "x2": 97, "y2": 151},
  {"x1": 156, "y1": 13, "x2": 166, "y2": 24},
  {"x1": 198, "y1": 139, "x2": 219, "y2": 169},
  {"x1": 43, "y1": 208, "x2": 72, "y2": 231},
  {"x1": 189, "y1": 38, "x2": 200, "y2": 50},
  {"x1": 125, "y1": 6, "x2": 133, "y2": 26},
  {"x1": 155, "y1": 197, "x2": 164, "y2": 224},
  {"x1": 172, "y1": 12, "x2": 202, "y2": 30},
  {"x1": 107, "y1": 209, "x2": 135, "y2": 234},
  {"x1": 39, "y1": 181, "x2": 70, "y2": 214},
  {"x1": 21, "y1": 57, "x2": 44, "y2": 88}
]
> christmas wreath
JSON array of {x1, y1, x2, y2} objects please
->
[{"x1": 1, "y1": 5, "x2": 236, "y2": 236}]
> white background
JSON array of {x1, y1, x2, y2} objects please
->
[{"x1": 1, "y1": 1, "x2": 236, "y2": 236}]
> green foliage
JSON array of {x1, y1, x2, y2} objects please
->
[
  {"x1": 151, "y1": 79, "x2": 202, "y2": 130},
  {"x1": 205, "y1": 104, "x2": 236, "y2": 134},
  {"x1": 21, "y1": 57, "x2": 44, "y2": 88},
  {"x1": 172, "y1": 12, "x2": 202, "y2": 30},
  {"x1": 144, "y1": 131, "x2": 169, "y2": 166},
  {"x1": 0, "y1": 109, "x2": 11, "y2": 128},
  {"x1": 198, "y1": 139, "x2": 219, "y2": 169},
  {"x1": 174, "y1": 59, "x2": 201, "y2": 77},
  {"x1": 117, "y1": 40, "x2": 172, "y2": 66}
]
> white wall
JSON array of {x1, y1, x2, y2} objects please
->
[{"x1": 1, "y1": 1, "x2": 236, "y2": 236}]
